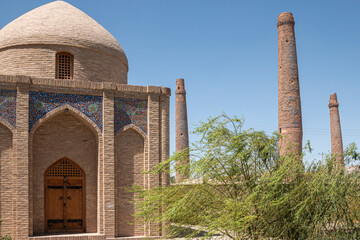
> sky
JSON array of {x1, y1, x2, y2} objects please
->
[{"x1": 1, "y1": 0, "x2": 360, "y2": 165}]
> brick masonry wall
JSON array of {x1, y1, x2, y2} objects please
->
[
  {"x1": 32, "y1": 112, "x2": 98, "y2": 234},
  {"x1": 160, "y1": 95, "x2": 170, "y2": 235},
  {"x1": 0, "y1": 45, "x2": 128, "y2": 84},
  {"x1": 0, "y1": 76, "x2": 170, "y2": 239},
  {"x1": 15, "y1": 84, "x2": 30, "y2": 239},
  {"x1": 147, "y1": 94, "x2": 160, "y2": 236},
  {"x1": 115, "y1": 128, "x2": 145, "y2": 237},
  {"x1": 0, "y1": 125, "x2": 14, "y2": 236},
  {"x1": 102, "y1": 92, "x2": 115, "y2": 238}
]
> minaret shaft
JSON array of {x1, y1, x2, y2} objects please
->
[
  {"x1": 277, "y1": 12, "x2": 303, "y2": 156},
  {"x1": 175, "y1": 78, "x2": 189, "y2": 183},
  {"x1": 329, "y1": 93, "x2": 344, "y2": 166}
]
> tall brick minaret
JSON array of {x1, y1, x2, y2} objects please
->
[
  {"x1": 277, "y1": 12, "x2": 303, "y2": 156},
  {"x1": 175, "y1": 78, "x2": 190, "y2": 183},
  {"x1": 329, "y1": 93, "x2": 344, "y2": 166}
]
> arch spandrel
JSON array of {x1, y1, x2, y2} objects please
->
[
  {"x1": 30, "y1": 104, "x2": 102, "y2": 139},
  {"x1": 114, "y1": 98, "x2": 147, "y2": 135},
  {"x1": 29, "y1": 91, "x2": 103, "y2": 133},
  {"x1": 0, "y1": 89, "x2": 16, "y2": 131}
]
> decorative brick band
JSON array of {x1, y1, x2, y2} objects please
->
[
  {"x1": 29, "y1": 92, "x2": 103, "y2": 132},
  {"x1": 114, "y1": 98, "x2": 147, "y2": 134},
  {"x1": 0, "y1": 89, "x2": 16, "y2": 128},
  {"x1": 277, "y1": 20, "x2": 295, "y2": 28}
]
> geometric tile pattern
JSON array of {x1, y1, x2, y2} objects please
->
[
  {"x1": 114, "y1": 98, "x2": 147, "y2": 134},
  {"x1": 0, "y1": 89, "x2": 17, "y2": 128},
  {"x1": 29, "y1": 92, "x2": 103, "y2": 132}
]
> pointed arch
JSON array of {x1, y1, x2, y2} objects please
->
[
  {"x1": 115, "y1": 123, "x2": 146, "y2": 236},
  {"x1": 0, "y1": 114, "x2": 15, "y2": 234},
  {"x1": 116, "y1": 124, "x2": 147, "y2": 140},
  {"x1": 0, "y1": 118, "x2": 15, "y2": 134},
  {"x1": 30, "y1": 103, "x2": 99, "y2": 234},
  {"x1": 30, "y1": 104, "x2": 101, "y2": 139}
]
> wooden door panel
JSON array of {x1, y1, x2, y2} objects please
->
[
  {"x1": 66, "y1": 188, "x2": 82, "y2": 219},
  {"x1": 45, "y1": 158, "x2": 85, "y2": 232},
  {"x1": 46, "y1": 188, "x2": 64, "y2": 219},
  {"x1": 46, "y1": 179, "x2": 64, "y2": 230},
  {"x1": 66, "y1": 178, "x2": 83, "y2": 229}
]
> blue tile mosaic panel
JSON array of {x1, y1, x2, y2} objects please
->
[
  {"x1": 0, "y1": 89, "x2": 16, "y2": 128},
  {"x1": 29, "y1": 92, "x2": 103, "y2": 131},
  {"x1": 114, "y1": 98, "x2": 147, "y2": 134}
]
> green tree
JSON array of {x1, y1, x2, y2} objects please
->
[
  {"x1": 0, "y1": 220, "x2": 12, "y2": 240},
  {"x1": 133, "y1": 114, "x2": 360, "y2": 239}
]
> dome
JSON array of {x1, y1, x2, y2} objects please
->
[{"x1": 0, "y1": 0, "x2": 128, "y2": 67}]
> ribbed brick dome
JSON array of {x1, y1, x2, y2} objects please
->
[
  {"x1": 0, "y1": 1, "x2": 128, "y2": 66},
  {"x1": 0, "y1": 1, "x2": 129, "y2": 83}
]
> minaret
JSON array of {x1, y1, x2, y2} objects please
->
[
  {"x1": 277, "y1": 12, "x2": 303, "y2": 156},
  {"x1": 175, "y1": 78, "x2": 190, "y2": 183},
  {"x1": 329, "y1": 93, "x2": 344, "y2": 167}
]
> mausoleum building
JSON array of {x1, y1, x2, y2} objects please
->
[{"x1": 0, "y1": 1, "x2": 170, "y2": 239}]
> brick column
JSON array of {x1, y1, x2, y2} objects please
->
[
  {"x1": 15, "y1": 83, "x2": 30, "y2": 239},
  {"x1": 160, "y1": 92, "x2": 170, "y2": 188},
  {"x1": 103, "y1": 91, "x2": 115, "y2": 238},
  {"x1": 160, "y1": 90, "x2": 170, "y2": 236},
  {"x1": 329, "y1": 93, "x2": 344, "y2": 167},
  {"x1": 147, "y1": 88, "x2": 161, "y2": 236},
  {"x1": 277, "y1": 12, "x2": 303, "y2": 156},
  {"x1": 175, "y1": 78, "x2": 190, "y2": 183}
]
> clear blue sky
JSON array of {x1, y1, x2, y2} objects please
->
[{"x1": 1, "y1": 0, "x2": 360, "y2": 164}]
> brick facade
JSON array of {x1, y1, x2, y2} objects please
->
[
  {"x1": 0, "y1": 75, "x2": 170, "y2": 240},
  {"x1": 0, "y1": 1, "x2": 170, "y2": 239}
]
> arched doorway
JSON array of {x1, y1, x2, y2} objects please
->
[
  {"x1": 44, "y1": 157, "x2": 85, "y2": 233},
  {"x1": 32, "y1": 110, "x2": 98, "y2": 234},
  {"x1": 115, "y1": 127, "x2": 146, "y2": 236}
]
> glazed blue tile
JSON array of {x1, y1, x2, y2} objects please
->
[
  {"x1": 29, "y1": 92, "x2": 102, "y2": 132},
  {"x1": 0, "y1": 89, "x2": 16, "y2": 128},
  {"x1": 114, "y1": 98, "x2": 147, "y2": 134}
]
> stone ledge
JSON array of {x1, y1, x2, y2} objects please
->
[
  {"x1": 30, "y1": 233, "x2": 105, "y2": 240},
  {"x1": 0, "y1": 75, "x2": 171, "y2": 96},
  {"x1": 29, "y1": 234, "x2": 162, "y2": 240},
  {"x1": 108, "y1": 237, "x2": 161, "y2": 240}
]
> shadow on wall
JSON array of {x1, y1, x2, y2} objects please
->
[{"x1": 0, "y1": 123, "x2": 14, "y2": 235}]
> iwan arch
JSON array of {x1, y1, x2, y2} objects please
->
[{"x1": 0, "y1": 1, "x2": 170, "y2": 239}]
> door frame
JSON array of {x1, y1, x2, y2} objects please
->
[{"x1": 44, "y1": 157, "x2": 86, "y2": 233}]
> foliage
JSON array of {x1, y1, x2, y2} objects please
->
[
  {"x1": 0, "y1": 220, "x2": 12, "y2": 240},
  {"x1": 132, "y1": 114, "x2": 360, "y2": 239}
]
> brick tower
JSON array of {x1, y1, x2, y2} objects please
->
[
  {"x1": 175, "y1": 78, "x2": 190, "y2": 183},
  {"x1": 328, "y1": 93, "x2": 344, "y2": 166},
  {"x1": 277, "y1": 12, "x2": 303, "y2": 156}
]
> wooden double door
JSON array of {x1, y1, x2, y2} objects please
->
[{"x1": 45, "y1": 158, "x2": 85, "y2": 232}]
